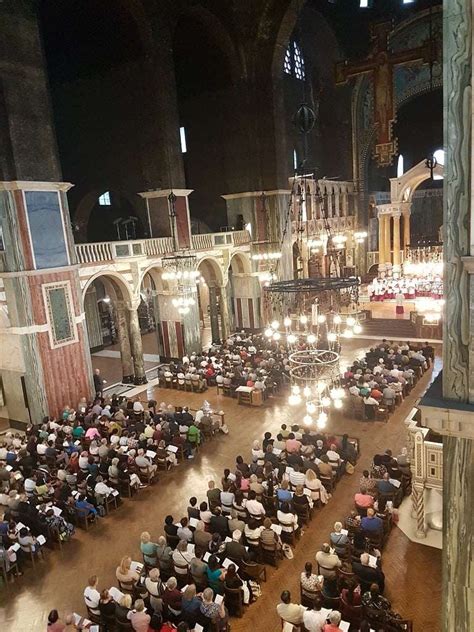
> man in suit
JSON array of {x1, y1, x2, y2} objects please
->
[
  {"x1": 352, "y1": 552, "x2": 385, "y2": 593},
  {"x1": 224, "y1": 530, "x2": 249, "y2": 563}
]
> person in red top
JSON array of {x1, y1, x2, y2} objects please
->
[
  {"x1": 205, "y1": 365, "x2": 215, "y2": 379},
  {"x1": 354, "y1": 487, "x2": 375, "y2": 509},
  {"x1": 370, "y1": 387, "x2": 383, "y2": 401},
  {"x1": 323, "y1": 610, "x2": 344, "y2": 631},
  {"x1": 285, "y1": 433, "x2": 302, "y2": 454}
]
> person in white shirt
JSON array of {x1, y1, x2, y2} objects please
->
[
  {"x1": 303, "y1": 596, "x2": 327, "y2": 632},
  {"x1": 37, "y1": 441, "x2": 48, "y2": 456},
  {"x1": 135, "y1": 449, "x2": 157, "y2": 477},
  {"x1": 133, "y1": 400, "x2": 144, "y2": 413},
  {"x1": 94, "y1": 476, "x2": 114, "y2": 498},
  {"x1": 277, "y1": 502, "x2": 299, "y2": 533},
  {"x1": 289, "y1": 466, "x2": 306, "y2": 488},
  {"x1": 84, "y1": 575, "x2": 101, "y2": 615},
  {"x1": 245, "y1": 491, "x2": 266, "y2": 520}
]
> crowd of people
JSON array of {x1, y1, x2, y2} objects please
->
[
  {"x1": 368, "y1": 276, "x2": 443, "y2": 302},
  {"x1": 277, "y1": 445, "x2": 413, "y2": 631},
  {"x1": 43, "y1": 423, "x2": 359, "y2": 631},
  {"x1": 0, "y1": 395, "x2": 225, "y2": 583},
  {"x1": 343, "y1": 339, "x2": 433, "y2": 420},
  {"x1": 157, "y1": 332, "x2": 292, "y2": 396}
]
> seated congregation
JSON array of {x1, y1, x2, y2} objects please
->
[
  {"x1": 277, "y1": 447, "x2": 413, "y2": 631},
  {"x1": 0, "y1": 396, "x2": 224, "y2": 583},
  {"x1": 343, "y1": 339, "x2": 433, "y2": 421},
  {"x1": 47, "y1": 424, "x2": 363, "y2": 631}
]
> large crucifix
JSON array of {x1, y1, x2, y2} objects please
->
[{"x1": 335, "y1": 22, "x2": 434, "y2": 167}]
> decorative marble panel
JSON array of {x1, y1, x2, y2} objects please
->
[
  {"x1": 42, "y1": 281, "x2": 78, "y2": 348},
  {"x1": 24, "y1": 191, "x2": 68, "y2": 269}
]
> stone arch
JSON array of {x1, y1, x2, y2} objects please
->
[
  {"x1": 73, "y1": 188, "x2": 146, "y2": 243},
  {"x1": 229, "y1": 251, "x2": 252, "y2": 275},
  {"x1": 82, "y1": 271, "x2": 134, "y2": 306},
  {"x1": 197, "y1": 256, "x2": 225, "y2": 287},
  {"x1": 390, "y1": 159, "x2": 444, "y2": 205},
  {"x1": 172, "y1": 4, "x2": 244, "y2": 84},
  {"x1": 139, "y1": 264, "x2": 166, "y2": 293}
]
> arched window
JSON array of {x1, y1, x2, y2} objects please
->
[
  {"x1": 283, "y1": 41, "x2": 305, "y2": 81},
  {"x1": 397, "y1": 154, "x2": 404, "y2": 178},
  {"x1": 98, "y1": 191, "x2": 111, "y2": 206}
]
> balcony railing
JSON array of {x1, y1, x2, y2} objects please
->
[{"x1": 75, "y1": 230, "x2": 251, "y2": 264}]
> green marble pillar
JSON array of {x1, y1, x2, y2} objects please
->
[
  {"x1": 115, "y1": 303, "x2": 134, "y2": 384},
  {"x1": 128, "y1": 306, "x2": 147, "y2": 385}
]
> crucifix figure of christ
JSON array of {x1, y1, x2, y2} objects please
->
[{"x1": 335, "y1": 22, "x2": 435, "y2": 167}]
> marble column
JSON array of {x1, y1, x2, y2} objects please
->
[
  {"x1": 115, "y1": 303, "x2": 135, "y2": 383},
  {"x1": 378, "y1": 214, "x2": 386, "y2": 271},
  {"x1": 411, "y1": 482, "x2": 426, "y2": 538},
  {"x1": 443, "y1": 436, "x2": 473, "y2": 630},
  {"x1": 440, "y1": 0, "x2": 472, "y2": 628},
  {"x1": 150, "y1": 290, "x2": 163, "y2": 358},
  {"x1": 208, "y1": 285, "x2": 220, "y2": 344},
  {"x1": 128, "y1": 305, "x2": 147, "y2": 385},
  {"x1": 383, "y1": 214, "x2": 392, "y2": 267},
  {"x1": 392, "y1": 213, "x2": 401, "y2": 272},
  {"x1": 403, "y1": 211, "x2": 411, "y2": 249},
  {"x1": 219, "y1": 284, "x2": 230, "y2": 341}
]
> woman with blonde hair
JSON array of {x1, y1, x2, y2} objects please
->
[
  {"x1": 140, "y1": 531, "x2": 158, "y2": 566},
  {"x1": 130, "y1": 598, "x2": 150, "y2": 632},
  {"x1": 305, "y1": 467, "x2": 329, "y2": 504},
  {"x1": 144, "y1": 567, "x2": 163, "y2": 613},
  {"x1": 116, "y1": 555, "x2": 140, "y2": 586}
]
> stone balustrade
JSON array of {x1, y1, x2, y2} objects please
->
[{"x1": 75, "y1": 230, "x2": 251, "y2": 265}]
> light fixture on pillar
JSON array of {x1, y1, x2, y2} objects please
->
[
  {"x1": 425, "y1": 154, "x2": 438, "y2": 180},
  {"x1": 168, "y1": 190, "x2": 178, "y2": 251}
]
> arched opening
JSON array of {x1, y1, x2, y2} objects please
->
[
  {"x1": 196, "y1": 257, "x2": 225, "y2": 347},
  {"x1": 83, "y1": 272, "x2": 136, "y2": 387},
  {"x1": 77, "y1": 190, "x2": 146, "y2": 243}
]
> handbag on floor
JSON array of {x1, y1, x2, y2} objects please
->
[{"x1": 282, "y1": 543, "x2": 294, "y2": 559}]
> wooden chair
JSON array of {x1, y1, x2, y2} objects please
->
[
  {"x1": 224, "y1": 584, "x2": 244, "y2": 617},
  {"x1": 185, "y1": 376, "x2": 193, "y2": 391},
  {"x1": 300, "y1": 583, "x2": 321, "y2": 608},
  {"x1": 320, "y1": 476, "x2": 334, "y2": 493},
  {"x1": 279, "y1": 525, "x2": 299, "y2": 547},
  {"x1": 118, "y1": 578, "x2": 137, "y2": 595},
  {"x1": 138, "y1": 467, "x2": 156, "y2": 486},
  {"x1": 216, "y1": 382, "x2": 225, "y2": 396},
  {"x1": 165, "y1": 533, "x2": 180, "y2": 549},
  {"x1": 105, "y1": 492, "x2": 119, "y2": 514},
  {"x1": 263, "y1": 494, "x2": 277, "y2": 517},
  {"x1": 75, "y1": 508, "x2": 97, "y2": 530},
  {"x1": 47, "y1": 525, "x2": 63, "y2": 551},
  {"x1": 376, "y1": 406, "x2": 389, "y2": 422},
  {"x1": 0, "y1": 555, "x2": 20, "y2": 587},
  {"x1": 86, "y1": 606, "x2": 102, "y2": 625},
  {"x1": 336, "y1": 567, "x2": 356, "y2": 591},
  {"x1": 260, "y1": 540, "x2": 281, "y2": 568},
  {"x1": 240, "y1": 559, "x2": 266, "y2": 583}
]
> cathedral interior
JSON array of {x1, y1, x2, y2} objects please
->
[{"x1": 0, "y1": 1, "x2": 472, "y2": 630}]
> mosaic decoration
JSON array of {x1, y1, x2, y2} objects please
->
[{"x1": 42, "y1": 281, "x2": 78, "y2": 348}]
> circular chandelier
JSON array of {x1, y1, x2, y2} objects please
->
[{"x1": 264, "y1": 308, "x2": 363, "y2": 428}]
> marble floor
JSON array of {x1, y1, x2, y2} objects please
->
[{"x1": 0, "y1": 337, "x2": 442, "y2": 631}]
